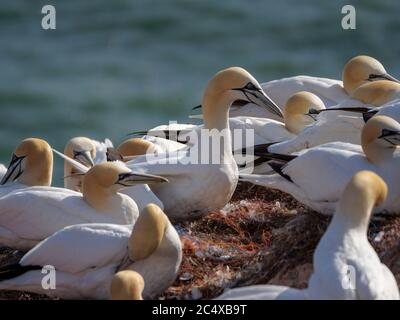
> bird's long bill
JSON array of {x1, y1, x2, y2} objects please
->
[
  {"x1": 189, "y1": 105, "x2": 204, "y2": 119},
  {"x1": 75, "y1": 151, "x2": 94, "y2": 167},
  {"x1": 250, "y1": 90, "x2": 283, "y2": 118},
  {"x1": 118, "y1": 172, "x2": 169, "y2": 186},
  {"x1": 192, "y1": 105, "x2": 202, "y2": 110},
  {"x1": 305, "y1": 112, "x2": 318, "y2": 121},
  {"x1": 379, "y1": 129, "x2": 400, "y2": 146},
  {"x1": 127, "y1": 130, "x2": 148, "y2": 137},
  {"x1": 0, "y1": 154, "x2": 25, "y2": 185},
  {"x1": 382, "y1": 73, "x2": 400, "y2": 83},
  {"x1": 52, "y1": 148, "x2": 89, "y2": 174},
  {"x1": 312, "y1": 107, "x2": 373, "y2": 114}
]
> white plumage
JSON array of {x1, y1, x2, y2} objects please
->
[
  {"x1": 241, "y1": 116, "x2": 400, "y2": 214},
  {"x1": 0, "y1": 209, "x2": 182, "y2": 299},
  {"x1": 0, "y1": 185, "x2": 137, "y2": 250},
  {"x1": 218, "y1": 171, "x2": 399, "y2": 300}
]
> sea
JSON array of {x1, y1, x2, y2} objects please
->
[{"x1": 0, "y1": 0, "x2": 399, "y2": 185}]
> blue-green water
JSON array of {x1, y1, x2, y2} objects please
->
[{"x1": 0, "y1": 0, "x2": 399, "y2": 185}]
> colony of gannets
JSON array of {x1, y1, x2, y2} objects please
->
[{"x1": 0, "y1": 55, "x2": 399, "y2": 300}]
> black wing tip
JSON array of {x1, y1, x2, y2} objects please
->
[
  {"x1": 362, "y1": 110, "x2": 378, "y2": 123},
  {"x1": 0, "y1": 263, "x2": 42, "y2": 281},
  {"x1": 268, "y1": 161, "x2": 293, "y2": 182},
  {"x1": 241, "y1": 142, "x2": 280, "y2": 155},
  {"x1": 255, "y1": 151, "x2": 297, "y2": 162}
]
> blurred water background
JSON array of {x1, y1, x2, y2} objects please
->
[{"x1": 0, "y1": 0, "x2": 399, "y2": 185}]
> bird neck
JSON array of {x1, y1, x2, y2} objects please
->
[
  {"x1": 285, "y1": 115, "x2": 306, "y2": 134},
  {"x1": 200, "y1": 91, "x2": 234, "y2": 163},
  {"x1": 352, "y1": 81, "x2": 398, "y2": 106},
  {"x1": 64, "y1": 162, "x2": 81, "y2": 179},
  {"x1": 63, "y1": 163, "x2": 83, "y2": 191},
  {"x1": 202, "y1": 91, "x2": 231, "y2": 131},
  {"x1": 363, "y1": 143, "x2": 396, "y2": 165},
  {"x1": 82, "y1": 181, "x2": 120, "y2": 212},
  {"x1": 332, "y1": 190, "x2": 374, "y2": 235}
]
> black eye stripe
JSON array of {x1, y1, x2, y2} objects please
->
[
  {"x1": 0, "y1": 154, "x2": 25, "y2": 185},
  {"x1": 381, "y1": 129, "x2": 399, "y2": 137},
  {"x1": 232, "y1": 82, "x2": 261, "y2": 92},
  {"x1": 118, "y1": 173, "x2": 131, "y2": 180},
  {"x1": 367, "y1": 74, "x2": 385, "y2": 81},
  {"x1": 244, "y1": 82, "x2": 261, "y2": 91},
  {"x1": 11, "y1": 154, "x2": 24, "y2": 163}
]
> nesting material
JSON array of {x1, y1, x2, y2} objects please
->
[{"x1": 1, "y1": 182, "x2": 399, "y2": 300}]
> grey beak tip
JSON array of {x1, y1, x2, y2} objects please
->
[{"x1": 385, "y1": 73, "x2": 400, "y2": 83}]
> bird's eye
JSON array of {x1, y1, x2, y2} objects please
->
[
  {"x1": 118, "y1": 173, "x2": 131, "y2": 181},
  {"x1": 73, "y1": 150, "x2": 81, "y2": 157},
  {"x1": 368, "y1": 74, "x2": 380, "y2": 81}
]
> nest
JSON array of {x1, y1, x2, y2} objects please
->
[{"x1": 1, "y1": 182, "x2": 399, "y2": 300}]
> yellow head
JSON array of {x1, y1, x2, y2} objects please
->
[
  {"x1": 110, "y1": 270, "x2": 144, "y2": 300},
  {"x1": 82, "y1": 163, "x2": 168, "y2": 211},
  {"x1": 117, "y1": 138, "x2": 157, "y2": 160},
  {"x1": 64, "y1": 137, "x2": 96, "y2": 168},
  {"x1": 283, "y1": 91, "x2": 326, "y2": 134},
  {"x1": 128, "y1": 203, "x2": 168, "y2": 261},
  {"x1": 202, "y1": 67, "x2": 282, "y2": 128},
  {"x1": 83, "y1": 162, "x2": 167, "y2": 194},
  {"x1": 351, "y1": 80, "x2": 400, "y2": 106},
  {"x1": 342, "y1": 55, "x2": 398, "y2": 95},
  {"x1": 338, "y1": 171, "x2": 388, "y2": 224},
  {"x1": 347, "y1": 171, "x2": 388, "y2": 207},
  {"x1": 361, "y1": 115, "x2": 400, "y2": 163},
  {"x1": 0, "y1": 138, "x2": 53, "y2": 186}
]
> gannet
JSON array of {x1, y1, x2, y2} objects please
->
[
  {"x1": 229, "y1": 55, "x2": 399, "y2": 120},
  {"x1": 61, "y1": 137, "x2": 165, "y2": 211},
  {"x1": 136, "y1": 92, "x2": 325, "y2": 173},
  {"x1": 126, "y1": 67, "x2": 282, "y2": 220},
  {"x1": 64, "y1": 137, "x2": 96, "y2": 191},
  {"x1": 227, "y1": 92, "x2": 325, "y2": 171},
  {"x1": 0, "y1": 162, "x2": 167, "y2": 250},
  {"x1": 265, "y1": 97, "x2": 400, "y2": 155},
  {"x1": 0, "y1": 204, "x2": 182, "y2": 299},
  {"x1": 265, "y1": 100, "x2": 366, "y2": 155},
  {"x1": 63, "y1": 137, "x2": 114, "y2": 191},
  {"x1": 115, "y1": 138, "x2": 165, "y2": 211},
  {"x1": 309, "y1": 97, "x2": 400, "y2": 123},
  {"x1": 141, "y1": 91, "x2": 325, "y2": 147},
  {"x1": 110, "y1": 270, "x2": 144, "y2": 300},
  {"x1": 119, "y1": 137, "x2": 186, "y2": 157},
  {"x1": 0, "y1": 138, "x2": 53, "y2": 196},
  {"x1": 240, "y1": 116, "x2": 400, "y2": 214},
  {"x1": 218, "y1": 171, "x2": 400, "y2": 300}
]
